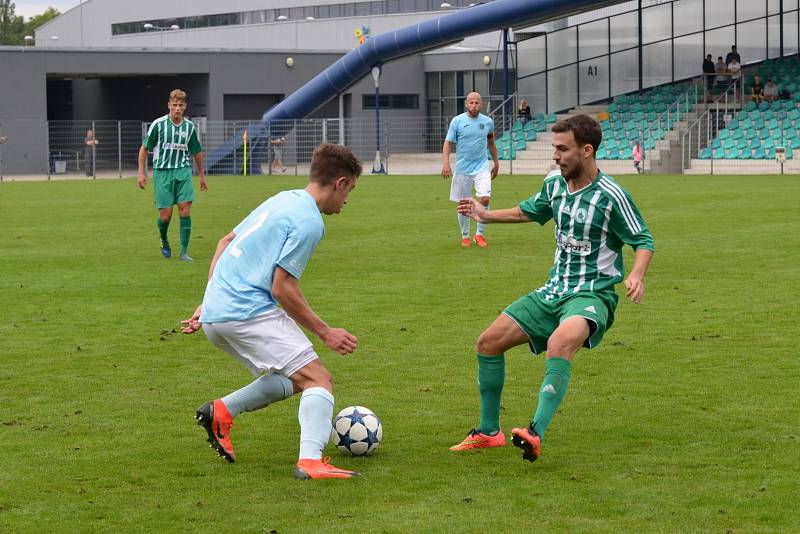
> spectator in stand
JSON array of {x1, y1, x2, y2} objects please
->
[
  {"x1": 632, "y1": 141, "x2": 643, "y2": 175},
  {"x1": 728, "y1": 57, "x2": 742, "y2": 97},
  {"x1": 714, "y1": 56, "x2": 729, "y2": 92},
  {"x1": 725, "y1": 45, "x2": 741, "y2": 66},
  {"x1": 764, "y1": 79, "x2": 779, "y2": 102},
  {"x1": 518, "y1": 99, "x2": 532, "y2": 124},
  {"x1": 703, "y1": 54, "x2": 716, "y2": 100},
  {"x1": 751, "y1": 75, "x2": 765, "y2": 104}
]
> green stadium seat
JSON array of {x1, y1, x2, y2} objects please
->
[
  {"x1": 745, "y1": 101, "x2": 758, "y2": 111},
  {"x1": 732, "y1": 129, "x2": 744, "y2": 140},
  {"x1": 787, "y1": 148, "x2": 794, "y2": 159},
  {"x1": 513, "y1": 138, "x2": 526, "y2": 151},
  {"x1": 546, "y1": 112, "x2": 557, "y2": 123},
  {"x1": 766, "y1": 147, "x2": 776, "y2": 159},
  {"x1": 736, "y1": 138, "x2": 749, "y2": 149},
  {"x1": 768, "y1": 118, "x2": 780, "y2": 130},
  {"x1": 789, "y1": 137, "x2": 800, "y2": 149},
  {"x1": 533, "y1": 112, "x2": 545, "y2": 123},
  {"x1": 750, "y1": 138, "x2": 762, "y2": 149},
  {"x1": 728, "y1": 119, "x2": 739, "y2": 129},
  {"x1": 619, "y1": 147, "x2": 633, "y2": 159},
  {"x1": 699, "y1": 147, "x2": 712, "y2": 159},
  {"x1": 753, "y1": 118, "x2": 765, "y2": 129},
  {"x1": 744, "y1": 128, "x2": 757, "y2": 140},
  {"x1": 605, "y1": 139, "x2": 619, "y2": 150},
  {"x1": 523, "y1": 120, "x2": 535, "y2": 132},
  {"x1": 739, "y1": 148, "x2": 752, "y2": 159},
  {"x1": 499, "y1": 147, "x2": 516, "y2": 160},
  {"x1": 524, "y1": 130, "x2": 537, "y2": 141},
  {"x1": 512, "y1": 120, "x2": 524, "y2": 131},
  {"x1": 712, "y1": 148, "x2": 725, "y2": 158},
  {"x1": 752, "y1": 147, "x2": 766, "y2": 159},
  {"x1": 763, "y1": 110, "x2": 774, "y2": 120},
  {"x1": 711, "y1": 138, "x2": 722, "y2": 149},
  {"x1": 719, "y1": 129, "x2": 731, "y2": 139},
  {"x1": 644, "y1": 138, "x2": 656, "y2": 150},
  {"x1": 534, "y1": 121, "x2": 547, "y2": 132},
  {"x1": 740, "y1": 118, "x2": 753, "y2": 129},
  {"x1": 596, "y1": 147, "x2": 608, "y2": 159},
  {"x1": 758, "y1": 101, "x2": 769, "y2": 111},
  {"x1": 607, "y1": 102, "x2": 619, "y2": 113},
  {"x1": 724, "y1": 148, "x2": 739, "y2": 159}
]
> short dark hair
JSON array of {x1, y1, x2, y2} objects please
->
[
  {"x1": 718, "y1": 56, "x2": 723, "y2": 60},
  {"x1": 551, "y1": 114, "x2": 602, "y2": 155},
  {"x1": 706, "y1": 54, "x2": 712, "y2": 58},
  {"x1": 309, "y1": 143, "x2": 362, "y2": 185}
]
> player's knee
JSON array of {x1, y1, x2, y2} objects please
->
[
  {"x1": 476, "y1": 331, "x2": 500, "y2": 355},
  {"x1": 546, "y1": 334, "x2": 581, "y2": 358}
]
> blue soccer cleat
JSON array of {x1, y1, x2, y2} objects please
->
[{"x1": 160, "y1": 240, "x2": 171, "y2": 258}]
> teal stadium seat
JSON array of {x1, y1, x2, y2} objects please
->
[
  {"x1": 719, "y1": 129, "x2": 731, "y2": 139},
  {"x1": 620, "y1": 147, "x2": 633, "y2": 159},
  {"x1": 723, "y1": 138, "x2": 736, "y2": 150},
  {"x1": 724, "y1": 148, "x2": 739, "y2": 159},
  {"x1": 736, "y1": 138, "x2": 749, "y2": 149},
  {"x1": 525, "y1": 130, "x2": 537, "y2": 141},
  {"x1": 739, "y1": 148, "x2": 752, "y2": 159},
  {"x1": 513, "y1": 138, "x2": 526, "y2": 151},
  {"x1": 753, "y1": 147, "x2": 766, "y2": 159},
  {"x1": 732, "y1": 129, "x2": 743, "y2": 140},
  {"x1": 712, "y1": 138, "x2": 722, "y2": 149},
  {"x1": 596, "y1": 147, "x2": 607, "y2": 159},
  {"x1": 699, "y1": 147, "x2": 712, "y2": 159}
]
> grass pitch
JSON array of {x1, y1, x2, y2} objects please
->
[{"x1": 1, "y1": 174, "x2": 798, "y2": 532}]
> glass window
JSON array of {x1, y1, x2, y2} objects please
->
[
  {"x1": 517, "y1": 34, "x2": 546, "y2": 76},
  {"x1": 673, "y1": 0, "x2": 702, "y2": 37},
  {"x1": 737, "y1": 0, "x2": 766, "y2": 22},
  {"x1": 610, "y1": 11, "x2": 639, "y2": 52},
  {"x1": 642, "y1": 41, "x2": 672, "y2": 88},
  {"x1": 706, "y1": 0, "x2": 735, "y2": 28},
  {"x1": 785, "y1": 10, "x2": 799, "y2": 55},
  {"x1": 705, "y1": 25, "x2": 736, "y2": 61},
  {"x1": 673, "y1": 33, "x2": 704, "y2": 80},
  {"x1": 426, "y1": 73, "x2": 439, "y2": 99},
  {"x1": 768, "y1": 15, "x2": 781, "y2": 58},
  {"x1": 768, "y1": 0, "x2": 781, "y2": 15},
  {"x1": 738, "y1": 17, "x2": 768, "y2": 63},
  {"x1": 785, "y1": 0, "x2": 798, "y2": 10},
  {"x1": 610, "y1": 48, "x2": 640, "y2": 95},
  {"x1": 289, "y1": 8, "x2": 303, "y2": 19},
  {"x1": 548, "y1": 27, "x2": 577, "y2": 69},
  {"x1": 474, "y1": 70, "x2": 489, "y2": 96},
  {"x1": 463, "y1": 71, "x2": 474, "y2": 94},
  {"x1": 642, "y1": 4, "x2": 671, "y2": 44},
  {"x1": 372, "y1": 1, "x2": 387, "y2": 15},
  {"x1": 442, "y1": 72, "x2": 456, "y2": 116},
  {"x1": 356, "y1": 3, "x2": 371, "y2": 16},
  {"x1": 578, "y1": 19, "x2": 608, "y2": 61},
  {"x1": 579, "y1": 57, "x2": 609, "y2": 104},
  {"x1": 548, "y1": 64, "x2": 578, "y2": 113},
  {"x1": 516, "y1": 73, "x2": 546, "y2": 118}
]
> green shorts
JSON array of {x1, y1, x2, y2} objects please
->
[
  {"x1": 503, "y1": 290, "x2": 618, "y2": 354},
  {"x1": 153, "y1": 167, "x2": 194, "y2": 209}
]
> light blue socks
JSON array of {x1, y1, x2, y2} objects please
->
[
  {"x1": 298, "y1": 387, "x2": 335, "y2": 460},
  {"x1": 221, "y1": 373, "x2": 294, "y2": 417}
]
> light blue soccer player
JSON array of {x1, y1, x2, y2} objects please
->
[
  {"x1": 442, "y1": 92, "x2": 500, "y2": 248},
  {"x1": 181, "y1": 143, "x2": 363, "y2": 480}
]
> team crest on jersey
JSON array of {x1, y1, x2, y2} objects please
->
[
  {"x1": 575, "y1": 208, "x2": 588, "y2": 223},
  {"x1": 480, "y1": 124, "x2": 485, "y2": 129}
]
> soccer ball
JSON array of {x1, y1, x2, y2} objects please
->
[{"x1": 331, "y1": 406, "x2": 383, "y2": 456}]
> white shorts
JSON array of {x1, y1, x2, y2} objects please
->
[
  {"x1": 450, "y1": 169, "x2": 492, "y2": 202},
  {"x1": 202, "y1": 309, "x2": 317, "y2": 377}
]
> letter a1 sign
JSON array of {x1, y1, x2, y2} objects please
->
[{"x1": 587, "y1": 66, "x2": 599, "y2": 76}]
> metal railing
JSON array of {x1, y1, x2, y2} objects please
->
[{"x1": 681, "y1": 81, "x2": 740, "y2": 172}]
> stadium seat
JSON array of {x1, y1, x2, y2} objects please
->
[
  {"x1": 619, "y1": 147, "x2": 633, "y2": 159},
  {"x1": 739, "y1": 148, "x2": 752, "y2": 159},
  {"x1": 744, "y1": 128, "x2": 757, "y2": 140},
  {"x1": 719, "y1": 129, "x2": 731, "y2": 139},
  {"x1": 750, "y1": 138, "x2": 762, "y2": 149},
  {"x1": 606, "y1": 149, "x2": 620, "y2": 160},
  {"x1": 723, "y1": 138, "x2": 736, "y2": 150},
  {"x1": 596, "y1": 147, "x2": 608, "y2": 159},
  {"x1": 732, "y1": 129, "x2": 744, "y2": 140},
  {"x1": 524, "y1": 130, "x2": 537, "y2": 141},
  {"x1": 699, "y1": 147, "x2": 711, "y2": 159},
  {"x1": 736, "y1": 138, "x2": 749, "y2": 149},
  {"x1": 546, "y1": 112, "x2": 557, "y2": 123},
  {"x1": 758, "y1": 101, "x2": 769, "y2": 111},
  {"x1": 724, "y1": 147, "x2": 739, "y2": 159},
  {"x1": 790, "y1": 137, "x2": 800, "y2": 149},
  {"x1": 728, "y1": 119, "x2": 739, "y2": 129},
  {"x1": 513, "y1": 138, "x2": 526, "y2": 151},
  {"x1": 711, "y1": 138, "x2": 722, "y2": 149},
  {"x1": 713, "y1": 148, "x2": 725, "y2": 158},
  {"x1": 752, "y1": 147, "x2": 766, "y2": 159},
  {"x1": 745, "y1": 101, "x2": 757, "y2": 111}
]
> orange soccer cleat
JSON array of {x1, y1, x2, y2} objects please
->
[
  {"x1": 195, "y1": 399, "x2": 236, "y2": 463},
  {"x1": 295, "y1": 457, "x2": 361, "y2": 480},
  {"x1": 473, "y1": 235, "x2": 488, "y2": 247},
  {"x1": 511, "y1": 425, "x2": 542, "y2": 462},
  {"x1": 461, "y1": 237, "x2": 472, "y2": 248},
  {"x1": 449, "y1": 429, "x2": 506, "y2": 451}
]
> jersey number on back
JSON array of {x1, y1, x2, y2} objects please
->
[{"x1": 229, "y1": 211, "x2": 270, "y2": 258}]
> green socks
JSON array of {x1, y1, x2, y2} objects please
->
[
  {"x1": 157, "y1": 217, "x2": 170, "y2": 243},
  {"x1": 532, "y1": 357, "x2": 572, "y2": 440},
  {"x1": 179, "y1": 216, "x2": 191, "y2": 255},
  {"x1": 477, "y1": 353, "x2": 505, "y2": 434}
]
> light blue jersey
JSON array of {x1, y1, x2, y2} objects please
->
[
  {"x1": 200, "y1": 189, "x2": 324, "y2": 323},
  {"x1": 446, "y1": 112, "x2": 494, "y2": 175}
]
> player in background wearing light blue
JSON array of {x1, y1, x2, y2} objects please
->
[
  {"x1": 442, "y1": 92, "x2": 500, "y2": 248},
  {"x1": 181, "y1": 144, "x2": 363, "y2": 480}
]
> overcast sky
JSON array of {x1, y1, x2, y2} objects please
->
[{"x1": 14, "y1": 1, "x2": 80, "y2": 19}]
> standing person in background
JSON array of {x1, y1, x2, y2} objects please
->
[
  {"x1": 271, "y1": 136, "x2": 287, "y2": 173},
  {"x1": 725, "y1": 45, "x2": 741, "y2": 66},
  {"x1": 713, "y1": 56, "x2": 729, "y2": 93},
  {"x1": 728, "y1": 58, "x2": 742, "y2": 97},
  {"x1": 702, "y1": 54, "x2": 715, "y2": 101},
  {"x1": 442, "y1": 92, "x2": 500, "y2": 248},
  {"x1": 84, "y1": 129, "x2": 99, "y2": 177},
  {"x1": 137, "y1": 89, "x2": 207, "y2": 261},
  {"x1": 632, "y1": 141, "x2": 643, "y2": 174}
]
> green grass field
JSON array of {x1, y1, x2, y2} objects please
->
[{"x1": 1, "y1": 174, "x2": 798, "y2": 532}]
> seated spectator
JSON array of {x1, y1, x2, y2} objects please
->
[
  {"x1": 518, "y1": 99, "x2": 531, "y2": 123},
  {"x1": 714, "y1": 56, "x2": 729, "y2": 92},
  {"x1": 751, "y1": 75, "x2": 764, "y2": 104},
  {"x1": 764, "y1": 79, "x2": 779, "y2": 102}
]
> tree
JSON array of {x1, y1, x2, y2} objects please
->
[
  {"x1": 0, "y1": 0, "x2": 26, "y2": 45},
  {"x1": 0, "y1": 2, "x2": 60, "y2": 45}
]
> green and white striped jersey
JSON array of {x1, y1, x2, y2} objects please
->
[
  {"x1": 143, "y1": 115, "x2": 202, "y2": 169},
  {"x1": 520, "y1": 170, "x2": 654, "y2": 299}
]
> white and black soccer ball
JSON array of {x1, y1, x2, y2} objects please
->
[{"x1": 331, "y1": 406, "x2": 383, "y2": 456}]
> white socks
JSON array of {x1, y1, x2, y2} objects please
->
[
  {"x1": 297, "y1": 387, "x2": 334, "y2": 460},
  {"x1": 476, "y1": 203, "x2": 489, "y2": 236},
  {"x1": 458, "y1": 213, "x2": 471, "y2": 238},
  {"x1": 221, "y1": 373, "x2": 294, "y2": 417}
]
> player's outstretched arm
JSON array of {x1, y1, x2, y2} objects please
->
[
  {"x1": 624, "y1": 248, "x2": 653, "y2": 304},
  {"x1": 137, "y1": 145, "x2": 148, "y2": 189},
  {"x1": 457, "y1": 198, "x2": 530, "y2": 224},
  {"x1": 272, "y1": 267, "x2": 357, "y2": 355}
]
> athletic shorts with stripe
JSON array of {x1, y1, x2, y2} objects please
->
[{"x1": 503, "y1": 290, "x2": 618, "y2": 354}]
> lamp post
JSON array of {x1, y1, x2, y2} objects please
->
[
  {"x1": 371, "y1": 65, "x2": 386, "y2": 174},
  {"x1": 143, "y1": 23, "x2": 180, "y2": 48}
]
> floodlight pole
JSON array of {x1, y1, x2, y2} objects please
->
[{"x1": 372, "y1": 65, "x2": 386, "y2": 174}]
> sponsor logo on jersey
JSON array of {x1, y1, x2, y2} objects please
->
[
  {"x1": 163, "y1": 143, "x2": 188, "y2": 150},
  {"x1": 557, "y1": 232, "x2": 592, "y2": 255}
]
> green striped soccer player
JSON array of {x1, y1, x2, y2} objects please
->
[
  {"x1": 138, "y1": 89, "x2": 208, "y2": 261},
  {"x1": 451, "y1": 114, "x2": 655, "y2": 462}
]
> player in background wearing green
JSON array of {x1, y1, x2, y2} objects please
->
[
  {"x1": 450, "y1": 114, "x2": 654, "y2": 462},
  {"x1": 138, "y1": 89, "x2": 208, "y2": 261}
]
